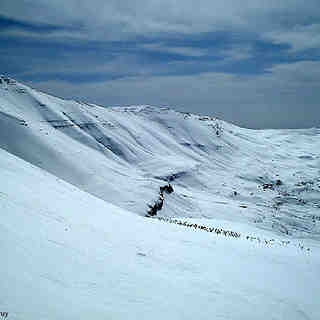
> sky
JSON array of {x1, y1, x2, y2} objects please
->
[{"x1": 1, "y1": 0, "x2": 320, "y2": 128}]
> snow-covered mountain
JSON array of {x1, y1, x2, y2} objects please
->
[{"x1": 1, "y1": 75, "x2": 319, "y2": 319}]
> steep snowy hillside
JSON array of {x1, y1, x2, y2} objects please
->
[
  {"x1": 1, "y1": 75, "x2": 319, "y2": 239},
  {"x1": 1, "y1": 147, "x2": 320, "y2": 320}
]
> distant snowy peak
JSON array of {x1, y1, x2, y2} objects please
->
[
  {"x1": 109, "y1": 104, "x2": 221, "y2": 121},
  {"x1": 0, "y1": 74, "x2": 17, "y2": 85},
  {"x1": 0, "y1": 75, "x2": 26, "y2": 92},
  {"x1": 0, "y1": 76, "x2": 230, "y2": 218},
  {"x1": 0, "y1": 75, "x2": 319, "y2": 239},
  {"x1": 0, "y1": 75, "x2": 224, "y2": 125}
]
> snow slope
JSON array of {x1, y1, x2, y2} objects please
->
[
  {"x1": 1, "y1": 147, "x2": 319, "y2": 320},
  {"x1": 0, "y1": 75, "x2": 319, "y2": 238},
  {"x1": 1, "y1": 76, "x2": 320, "y2": 319}
]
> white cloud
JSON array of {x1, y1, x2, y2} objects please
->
[
  {"x1": 266, "y1": 24, "x2": 320, "y2": 52},
  {"x1": 142, "y1": 43, "x2": 208, "y2": 57},
  {"x1": 219, "y1": 46, "x2": 253, "y2": 61}
]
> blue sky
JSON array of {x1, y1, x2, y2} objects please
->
[{"x1": 1, "y1": 0, "x2": 320, "y2": 128}]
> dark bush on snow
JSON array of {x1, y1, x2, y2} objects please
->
[
  {"x1": 146, "y1": 184, "x2": 174, "y2": 216},
  {"x1": 160, "y1": 183, "x2": 174, "y2": 194}
]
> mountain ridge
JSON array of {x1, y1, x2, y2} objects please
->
[{"x1": 1, "y1": 75, "x2": 320, "y2": 238}]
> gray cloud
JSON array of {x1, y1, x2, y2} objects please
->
[
  {"x1": 2, "y1": 0, "x2": 320, "y2": 44},
  {"x1": 1, "y1": 0, "x2": 320, "y2": 128}
]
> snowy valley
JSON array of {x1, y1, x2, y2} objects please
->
[{"x1": 1, "y1": 75, "x2": 319, "y2": 319}]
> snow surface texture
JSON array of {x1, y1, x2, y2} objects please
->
[{"x1": 1, "y1": 76, "x2": 319, "y2": 319}]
